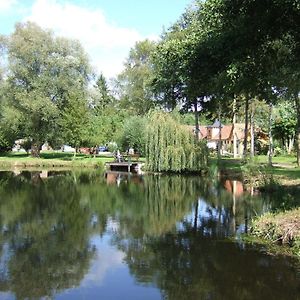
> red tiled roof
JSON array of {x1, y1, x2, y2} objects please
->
[
  {"x1": 211, "y1": 125, "x2": 232, "y2": 140},
  {"x1": 187, "y1": 123, "x2": 246, "y2": 141}
]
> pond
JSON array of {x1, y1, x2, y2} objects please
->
[{"x1": 0, "y1": 170, "x2": 298, "y2": 299}]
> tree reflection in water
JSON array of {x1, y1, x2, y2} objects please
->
[
  {"x1": 0, "y1": 170, "x2": 298, "y2": 299},
  {"x1": 0, "y1": 171, "x2": 95, "y2": 299}
]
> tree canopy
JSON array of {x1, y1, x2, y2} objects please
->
[{"x1": 5, "y1": 22, "x2": 92, "y2": 155}]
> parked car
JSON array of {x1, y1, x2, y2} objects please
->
[
  {"x1": 98, "y1": 145, "x2": 108, "y2": 152},
  {"x1": 12, "y1": 146, "x2": 26, "y2": 153},
  {"x1": 61, "y1": 145, "x2": 76, "y2": 153}
]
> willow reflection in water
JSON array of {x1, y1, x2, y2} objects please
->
[{"x1": 0, "y1": 170, "x2": 298, "y2": 300}]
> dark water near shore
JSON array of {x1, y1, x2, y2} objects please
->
[{"x1": 0, "y1": 170, "x2": 298, "y2": 300}]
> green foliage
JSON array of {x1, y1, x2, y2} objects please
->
[
  {"x1": 116, "y1": 39, "x2": 157, "y2": 115},
  {"x1": 272, "y1": 100, "x2": 297, "y2": 153},
  {"x1": 6, "y1": 22, "x2": 92, "y2": 155},
  {"x1": 145, "y1": 111, "x2": 208, "y2": 172},
  {"x1": 20, "y1": 138, "x2": 32, "y2": 153},
  {"x1": 116, "y1": 115, "x2": 147, "y2": 155},
  {"x1": 88, "y1": 107, "x2": 129, "y2": 146},
  {"x1": 90, "y1": 73, "x2": 114, "y2": 114},
  {"x1": 0, "y1": 104, "x2": 22, "y2": 151},
  {"x1": 61, "y1": 93, "x2": 89, "y2": 149}
]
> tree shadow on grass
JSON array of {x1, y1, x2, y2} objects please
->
[{"x1": 271, "y1": 167, "x2": 300, "y2": 181}]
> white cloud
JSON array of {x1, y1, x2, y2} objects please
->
[
  {"x1": 81, "y1": 234, "x2": 125, "y2": 287},
  {"x1": 25, "y1": 0, "x2": 146, "y2": 78},
  {"x1": 0, "y1": 0, "x2": 16, "y2": 12}
]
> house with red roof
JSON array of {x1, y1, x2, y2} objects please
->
[{"x1": 188, "y1": 120, "x2": 247, "y2": 156}]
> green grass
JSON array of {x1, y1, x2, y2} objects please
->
[
  {"x1": 0, "y1": 151, "x2": 114, "y2": 169},
  {"x1": 209, "y1": 154, "x2": 300, "y2": 186},
  {"x1": 255, "y1": 154, "x2": 297, "y2": 165},
  {"x1": 251, "y1": 207, "x2": 300, "y2": 257}
]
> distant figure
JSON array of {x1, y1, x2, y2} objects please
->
[
  {"x1": 128, "y1": 147, "x2": 134, "y2": 155},
  {"x1": 116, "y1": 150, "x2": 122, "y2": 162}
]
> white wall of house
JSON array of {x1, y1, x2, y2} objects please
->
[{"x1": 212, "y1": 127, "x2": 220, "y2": 138}]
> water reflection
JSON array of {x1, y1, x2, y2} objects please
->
[
  {"x1": 223, "y1": 179, "x2": 244, "y2": 196},
  {"x1": 0, "y1": 171, "x2": 298, "y2": 299},
  {"x1": 105, "y1": 171, "x2": 143, "y2": 186}
]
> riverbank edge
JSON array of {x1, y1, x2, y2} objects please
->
[
  {"x1": 248, "y1": 208, "x2": 300, "y2": 257},
  {"x1": 0, "y1": 158, "x2": 106, "y2": 169},
  {"x1": 216, "y1": 159, "x2": 300, "y2": 258}
]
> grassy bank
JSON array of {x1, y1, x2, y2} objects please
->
[
  {"x1": 212, "y1": 155, "x2": 300, "y2": 187},
  {"x1": 0, "y1": 152, "x2": 114, "y2": 169},
  {"x1": 212, "y1": 155, "x2": 300, "y2": 256},
  {"x1": 251, "y1": 208, "x2": 300, "y2": 257}
]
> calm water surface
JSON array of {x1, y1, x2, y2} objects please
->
[{"x1": 0, "y1": 170, "x2": 299, "y2": 300}]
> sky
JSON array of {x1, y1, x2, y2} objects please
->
[{"x1": 0, "y1": 0, "x2": 192, "y2": 78}]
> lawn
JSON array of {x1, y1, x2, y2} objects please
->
[
  {"x1": 0, "y1": 151, "x2": 114, "y2": 169},
  {"x1": 210, "y1": 154, "x2": 300, "y2": 185}
]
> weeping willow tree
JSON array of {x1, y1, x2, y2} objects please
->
[{"x1": 146, "y1": 111, "x2": 208, "y2": 172}]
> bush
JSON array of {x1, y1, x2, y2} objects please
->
[{"x1": 116, "y1": 116, "x2": 147, "y2": 155}]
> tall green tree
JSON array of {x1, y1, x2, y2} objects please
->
[
  {"x1": 153, "y1": 0, "x2": 300, "y2": 162},
  {"x1": 90, "y1": 73, "x2": 114, "y2": 114},
  {"x1": 61, "y1": 92, "x2": 89, "y2": 152},
  {"x1": 6, "y1": 22, "x2": 92, "y2": 156},
  {"x1": 116, "y1": 39, "x2": 157, "y2": 115},
  {"x1": 0, "y1": 35, "x2": 21, "y2": 151}
]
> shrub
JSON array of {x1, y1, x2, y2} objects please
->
[{"x1": 116, "y1": 116, "x2": 147, "y2": 155}]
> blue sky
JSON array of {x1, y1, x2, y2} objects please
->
[{"x1": 0, "y1": 0, "x2": 192, "y2": 77}]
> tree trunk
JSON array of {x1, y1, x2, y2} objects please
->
[
  {"x1": 218, "y1": 103, "x2": 222, "y2": 160},
  {"x1": 74, "y1": 147, "x2": 78, "y2": 158},
  {"x1": 243, "y1": 95, "x2": 249, "y2": 159},
  {"x1": 233, "y1": 97, "x2": 237, "y2": 158},
  {"x1": 250, "y1": 104, "x2": 255, "y2": 158},
  {"x1": 285, "y1": 140, "x2": 289, "y2": 154},
  {"x1": 31, "y1": 143, "x2": 40, "y2": 158},
  {"x1": 194, "y1": 101, "x2": 200, "y2": 141},
  {"x1": 288, "y1": 136, "x2": 294, "y2": 155},
  {"x1": 268, "y1": 102, "x2": 273, "y2": 166},
  {"x1": 295, "y1": 94, "x2": 300, "y2": 167}
]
